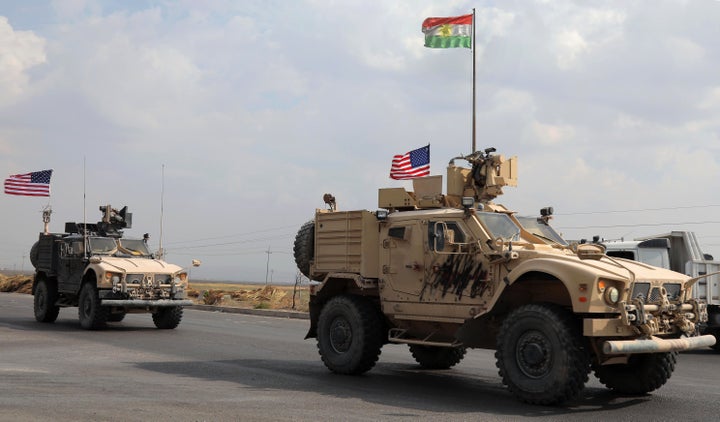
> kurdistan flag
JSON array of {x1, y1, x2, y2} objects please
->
[{"x1": 422, "y1": 14, "x2": 472, "y2": 48}]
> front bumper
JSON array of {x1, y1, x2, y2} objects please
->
[
  {"x1": 101, "y1": 299, "x2": 194, "y2": 307},
  {"x1": 603, "y1": 334, "x2": 716, "y2": 355}
]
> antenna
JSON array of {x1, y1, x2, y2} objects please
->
[
  {"x1": 159, "y1": 164, "x2": 165, "y2": 259},
  {"x1": 83, "y1": 156, "x2": 88, "y2": 259}
]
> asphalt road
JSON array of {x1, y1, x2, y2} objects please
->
[{"x1": 1, "y1": 292, "x2": 718, "y2": 422}]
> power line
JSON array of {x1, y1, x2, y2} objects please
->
[
  {"x1": 555, "y1": 204, "x2": 720, "y2": 216},
  {"x1": 166, "y1": 233, "x2": 294, "y2": 251},
  {"x1": 163, "y1": 224, "x2": 300, "y2": 247},
  {"x1": 558, "y1": 220, "x2": 720, "y2": 230}
]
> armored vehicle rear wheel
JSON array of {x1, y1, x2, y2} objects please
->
[
  {"x1": 409, "y1": 345, "x2": 466, "y2": 369},
  {"x1": 78, "y1": 283, "x2": 109, "y2": 330},
  {"x1": 495, "y1": 303, "x2": 590, "y2": 405},
  {"x1": 293, "y1": 220, "x2": 315, "y2": 279},
  {"x1": 34, "y1": 277, "x2": 59, "y2": 323},
  {"x1": 317, "y1": 295, "x2": 383, "y2": 375},
  {"x1": 593, "y1": 351, "x2": 677, "y2": 395},
  {"x1": 152, "y1": 306, "x2": 183, "y2": 329}
]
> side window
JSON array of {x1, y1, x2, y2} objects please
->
[
  {"x1": 428, "y1": 221, "x2": 469, "y2": 253},
  {"x1": 607, "y1": 250, "x2": 635, "y2": 260},
  {"x1": 71, "y1": 241, "x2": 85, "y2": 257},
  {"x1": 388, "y1": 226, "x2": 406, "y2": 240},
  {"x1": 446, "y1": 222, "x2": 466, "y2": 243}
]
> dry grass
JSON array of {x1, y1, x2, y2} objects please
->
[
  {"x1": 0, "y1": 274, "x2": 33, "y2": 294},
  {"x1": 0, "y1": 273, "x2": 309, "y2": 312},
  {"x1": 189, "y1": 282, "x2": 310, "y2": 312}
]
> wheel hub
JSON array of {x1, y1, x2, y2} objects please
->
[
  {"x1": 329, "y1": 317, "x2": 352, "y2": 353},
  {"x1": 516, "y1": 331, "x2": 551, "y2": 378},
  {"x1": 81, "y1": 297, "x2": 92, "y2": 317}
]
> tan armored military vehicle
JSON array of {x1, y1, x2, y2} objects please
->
[
  {"x1": 30, "y1": 205, "x2": 192, "y2": 330},
  {"x1": 294, "y1": 148, "x2": 715, "y2": 405}
]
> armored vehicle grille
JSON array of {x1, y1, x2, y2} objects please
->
[
  {"x1": 649, "y1": 287, "x2": 662, "y2": 302},
  {"x1": 631, "y1": 282, "x2": 651, "y2": 302},
  {"x1": 631, "y1": 282, "x2": 682, "y2": 303},
  {"x1": 663, "y1": 283, "x2": 682, "y2": 301}
]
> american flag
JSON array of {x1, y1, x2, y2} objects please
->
[
  {"x1": 4, "y1": 170, "x2": 53, "y2": 197},
  {"x1": 390, "y1": 145, "x2": 430, "y2": 180}
]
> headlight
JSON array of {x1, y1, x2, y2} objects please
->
[
  {"x1": 605, "y1": 287, "x2": 620, "y2": 305},
  {"x1": 105, "y1": 272, "x2": 121, "y2": 284},
  {"x1": 598, "y1": 279, "x2": 621, "y2": 306}
]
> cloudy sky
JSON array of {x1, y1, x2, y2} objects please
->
[{"x1": 2, "y1": 0, "x2": 720, "y2": 283}]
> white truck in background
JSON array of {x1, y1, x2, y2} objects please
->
[{"x1": 602, "y1": 231, "x2": 720, "y2": 352}]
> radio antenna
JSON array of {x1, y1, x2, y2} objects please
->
[
  {"x1": 159, "y1": 164, "x2": 165, "y2": 259},
  {"x1": 83, "y1": 156, "x2": 88, "y2": 259}
]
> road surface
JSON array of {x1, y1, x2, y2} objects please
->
[{"x1": 1, "y1": 292, "x2": 718, "y2": 421}]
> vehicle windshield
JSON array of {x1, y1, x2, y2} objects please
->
[
  {"x1": 476, "y1": 212, "x2": 521, "y2": 241},
  {"x1": 88, "y1": 237, "x2": 118, "y2": 255},
  {"x1": 118, "y1": 239, "x2": 152, "y2": 257},
  {"x1": 86, "y1": 237, "x2": 151, "y2": 257},
  {"x1": 516, "y1": 216, "x2": 568, "y2": 246}
]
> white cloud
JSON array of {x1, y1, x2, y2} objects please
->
[
  {"x1": 532, "y1": 121, "x2": 575, "y2": 145},
  {"x1": 0, "y1": 16, "x2": 46, "y2": 107},
  {"x1": 547, "y1": 6, "x2": 625, "y2": 69}
]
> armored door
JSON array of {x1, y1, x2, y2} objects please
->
[
  {"x1": 57, "y1": 240, "x2": 85, "y2": 294},
  {"x1": 383, "y1": 221, "x2": 427, "y2": 299}
]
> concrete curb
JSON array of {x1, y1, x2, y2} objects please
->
[{"x1": 189, "y1": 304, "x2": 309, "y2": 320}]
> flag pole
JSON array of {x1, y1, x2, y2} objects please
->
[{"x1": 471, "y1": 8, "x2": 477, "y2": 154}]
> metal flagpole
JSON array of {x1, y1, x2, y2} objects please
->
[
  {"x1": 471, "y1": 8, "x2": 477, "y2": 154},
  {"x1": 159, "y1": 164, "x2": 165, "y2": 259}
]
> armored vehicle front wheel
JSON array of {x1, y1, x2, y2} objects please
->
[
  {"x1": 34, "y1": 277, "x2": 59, "y2": 323},
  {"x1": 409, "y1": 345, "x2": 466, "y2": 369},
  {"x1": 495, "y1": 303, "x2": 590, "y2": 405},
  {"x1": 78, "y1": 283, "x2": 110, "y2": 330},
  {"x1": 152, "y1": 306, "x2": 183, "y2": 329},
  {"x1": 317, "y1": 295, "x2": 384, "y2": 375},
  {"x1": 593, "y1": 352, "x2": 677, "y2": 395}
]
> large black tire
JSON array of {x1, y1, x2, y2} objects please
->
[
  {"x1": 593, "y1": 352, "x2": 677, "y2": 395},
  {"x1": 409, "y1": 345, "x2": 466, "y2": 369},
  {"x1": 293, "y1": 220, "x2": 315, "y2": 279},
  {"x1": 495, "y1": 303, "x2": 590, "y2": 405},
  {"x1": 78, "y1": 283, "x2": 109, "y2": 330},
  {"x1": 152, "y1": 306, "x2": 183, "y2": 329},
  {"x1": 317, "y1": 295, "x2": 384, "y2": 375},
  {"x1": 33, "y1": 277, "x2": 59, "y2": 323}
]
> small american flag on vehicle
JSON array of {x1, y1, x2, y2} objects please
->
[
  {"x1": 4, "y1": 170, "x2": 53, "y2": 197},
  {"x1": 390, "y1": 145, "x2": 430, "y2": 180}
]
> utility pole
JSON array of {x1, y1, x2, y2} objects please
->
[{"x1": 264, "y1": 246, "x2": 272, "y2": 285}]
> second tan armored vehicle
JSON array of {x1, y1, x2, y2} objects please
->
[
  {"x1": 294, "y1": 148, "x2": 715, "y2": 405},
  {"x1": 30, "y1": 205, "x2": 192, "y2": 330}
]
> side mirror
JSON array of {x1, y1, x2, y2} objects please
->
[{"x1": 429, "y1": 222, "x2": 445, "y2": 251}]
